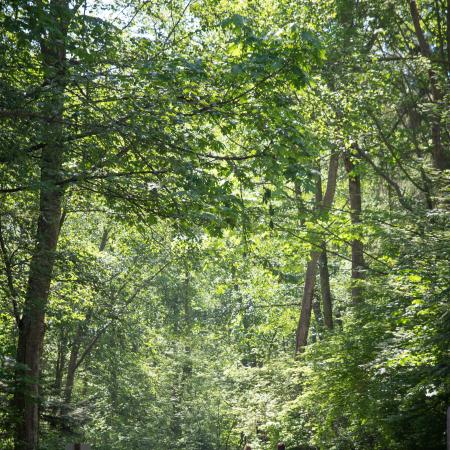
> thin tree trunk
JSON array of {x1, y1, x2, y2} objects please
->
[
  {"x1": 13, "y1": 2, "x2": 68, "y2": 447},
  {"x1": 108, "y1": 330, "x2": 119, "y2": 409},
  {"x1": 48, "y1": 330, "x2": 67, "y2": 429},
  {"x1": 54, "y1": 330, "x2": 67, "y2": 394},
  {"x1": 344, "y1": 155, "x2": 365, "y2": 304},
  {"x1": 182, "y1": 274, "x2": 193, "y2": 379},
  {"x1": 294, "y1": 179, "x2": 306, "y2": 227},
  {"x1": 63, "y1": 328, "x2": 83, "y2": 404},
  {"x1": 295, "y1": 152, "x2": 339, "y2": 354},
  {"x1": 447, "y1": 0, "x2": 450, "y2": 73}
]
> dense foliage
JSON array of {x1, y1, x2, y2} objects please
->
[{"x1": 0, "y1": 0, "x2": 449, "y2": 449}]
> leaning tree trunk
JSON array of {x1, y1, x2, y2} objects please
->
[
  {"x1": 314, "y1": 169, "x2": 334, "y2": 330},
  {"x1": 344, "y1": 154, "x2": 365, "y2": 304},
  {"x1": 14, "y1": 2, "x2": 68, "y2": 448},
  {"x1": 295, "y1": 152, "x2": 339, "y2": 354}
]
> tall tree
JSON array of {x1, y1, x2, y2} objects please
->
[
  {"x1": 13, "y1": 1, "x2": 69, "y2": 447},
  {"x1": 408, "y1": 0, "x2": 450, "y2": 170}
]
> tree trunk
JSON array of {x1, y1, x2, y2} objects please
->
[
  {"x1": 344, "y1": 155, "x2": 365, "y2": 304},
  {"x1": 314, "y1": 168, "x2": 334, "y2": 330},
  {"x1": 296, "y1": 254, "x2": 320, "y2": 352},
  {"x1": 13, "y1": 2, "x2": 68, "y2": 448},
  {"x1": 295, "y1": 152, "x2": 339, "y2": 354},
  {"x1": 54, "y1": 330, "x2": 67, "y2": 394},
  {"x1": 182, "y1": 274, "x2": 193, "y2": 379},
  {"x1": 447, "y1": 0, "x2": 450, "y2": 73},
  {"x1": 312, "y1": 292, "x2": 323, "y2": 339},
  {"x1": 319, "y1": 246, "x2": 333, "y2": 330},
  {"x1": 63, "y1": 328, "x2": 83, "y2": 404},
  {"x1": 14, "y1": 138, "x2": 65, "y2": 449}
]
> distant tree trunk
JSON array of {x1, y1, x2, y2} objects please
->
[
  {"x1": 296, "y1": 152, "x2": 339, "y2": 354},
  {"x1": 182, "y1": 274, "x2": 193, "y2": 379},
  {"x1": 447, "y1": 0, "x2": 450, "y2": 73},
  {"x1": 63, "y1": 327, "x2": 83, "y2": 404},
  {"x1": 344, "y1": 154, "x2": 365, "y2": 303},
  {"x1": 13, "y1": 2, "x2": 68, "y2": 448},
  {"x1": 54, "y1": 330, "x2": 67, "y2": 394},
  {"x1": 108, "y1": 339, "x2": 119, "y2": 409},
  {"x1": 312, "y1": 293, "x2": 323, "y2": 341},
  {"x1": 409, "y1": 0, "x2": 450, "y2": 170}
]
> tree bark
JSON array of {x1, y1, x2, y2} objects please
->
[
  {"x1": 296, "y1": 254, "x2": 320, "y2": 352},
  {"x1": 13, "y1": 2, "x2": 68, "y2": 448},
  {"x1": 319, "y1": 246, "x2": 333, "y2": 330},
  {"x1": 344, "y1": 155, "x2": 365, "y2": 304},
  {"x1": 295, "y1": 152, "x2": 339, "y2": 354}
]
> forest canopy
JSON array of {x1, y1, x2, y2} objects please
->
[{"x1": 0, "y1": 0, "x2": 449, "y2": 449}]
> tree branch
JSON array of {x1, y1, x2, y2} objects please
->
[
  {"x1": 74, "y1": 260, "x2": 172, "y2": 370},
  {"x1": 409, "y1": 1, "x2": 433, "y2": 57},
  {"x1": 354, "y1": 145, "x2": 413, "y2": 211}
]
